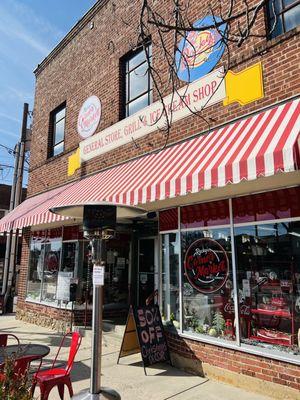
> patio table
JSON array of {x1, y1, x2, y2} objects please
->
[{"x1": 0, "y1": 343, "x2": 50, "y2": 365}]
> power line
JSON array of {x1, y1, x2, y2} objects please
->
[{"x1": 0, "y1": 143, "x2": 16, "y2": 154}]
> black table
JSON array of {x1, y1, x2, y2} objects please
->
[{"x1": 0, "y1": 343, "x2": 50, "y2": 365}]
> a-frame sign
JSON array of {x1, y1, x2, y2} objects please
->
[{"x1": 117, "y1": 305, "x2": 171, "y2": 375}]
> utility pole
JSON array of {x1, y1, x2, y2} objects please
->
[{"x1": 1, "y1": 103, "x2": 29, "y2": 312}]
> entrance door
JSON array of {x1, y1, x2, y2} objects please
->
[{"x1": 138, "y1": 238, "x2": 158, "y2": 305}]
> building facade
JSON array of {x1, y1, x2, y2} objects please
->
[{"x1": 1, "y1": 0, "x2": 300, "y2": 397}]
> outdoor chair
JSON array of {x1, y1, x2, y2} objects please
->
[
  {"x1": 0, "y1": 333, "x2": 20, "y2": 347},
  {"x1": 32, "y1": 331, "x2": 82, "y2": 400}
]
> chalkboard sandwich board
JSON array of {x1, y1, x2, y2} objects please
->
[{"x1": 118, "y1": 305, "x2": 171, "y2": 374}]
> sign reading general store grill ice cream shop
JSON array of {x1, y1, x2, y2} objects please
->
[
  {"x1": 184, "y1": 238, "x2": 229, "y2": 293},
  {"x1": 80, "y1": 68, "x2": 226, "y2": 161},
  {"x1": 77, "y1": 95, "x2": 101, "y2": 139}
]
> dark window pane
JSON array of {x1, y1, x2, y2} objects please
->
[
  {"x1": 55, "y1": 108, "x2": 65, "y2": 123},
  {"x1": 54, "y1": 118, "x2": 65, "y2": 144},
  {"x1": 159, "y1": 208, "x2": 178, "y2": 231},
  {"x1": 181, "y1": 200, "x2": 230, "y2": 229},
  {"x1": 284, "y1": 0, "x2": 298, "y2": 7},
  {"x1": 284, "y1": 4, "x2": 300, "y2": 31},
  {"x1": 269, "y1": 16, "x2": 284, "y2": 38},
  {"x1": 268, "y1": 0, "x2": 282, "y2": 17},
  {"x1": 127, "y1": 93, "x2": 149, "y2": 116},
  {"x1": 53, "y1": 141, "x2": 64, "y2": 156},
  {"x1": 129, "y1": 62, "x2": 149, "y2": 100}
]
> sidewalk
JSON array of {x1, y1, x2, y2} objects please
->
[{"x1": 0, "y1": 314, "x2": 273, "y2": 400}]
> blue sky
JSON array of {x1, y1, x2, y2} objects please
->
[{"x1": 0, "y1": 0, "x2": 96, "y2": 186}]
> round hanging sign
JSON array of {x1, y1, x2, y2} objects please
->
[
  {"x1": 77, "y1": 95, "x2": 101, "y2": 139},
  {"x1": 184, "y1": 238, "x2": 229, "y2": 293},
  {"x1": 175, "y1": 16, "x2": 227, "y2": 82}
]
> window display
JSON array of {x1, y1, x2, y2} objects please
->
[
  {"x1": 182, "y1": 228, "x2": 236, "y2": 341},
  {"x1": 27, "y1": 240, "x2": 43, "y2": 301},
  {"x1": 235, "y1": 221, "x2": 300, "y2": 353},
  {"x1": 41, "y1": 240, "x2": 61, "y2": 302}
]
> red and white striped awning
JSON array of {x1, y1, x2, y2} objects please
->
[{"x1": 1, "y1": 98, "x2": 299, "y2": 232}]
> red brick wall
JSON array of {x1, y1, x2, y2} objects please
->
[
  {"x1": 166, "y1": 331, "x2": 300, "y2": 391},
  {"x1": 18, "y1": 0, "x2": 300, "y2": 391},
  {"x1": 27, "y1": 0, "x2": 300, "y2": 196}
]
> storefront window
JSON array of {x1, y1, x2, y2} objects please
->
[
  {"x1": 159, "y1": 208, "x2": 178, "y2": 231},
  {"x1": 41, "y1": 240, "x2": 61, "y2": 302},
  {"x1": 27, "y1": 240, "x2": 43, "y2": 301},
  {"x1": 182, "y1": 228, "x2": 236, "y2": 341},
  {"x1": 235, "y1": 221, "x2": 300, "y2": 354},
  {"x1": 161, "y1": 233, "x2": 180, "y2": 325},
  {"x1": 61, "y1": 242, "x2": 78, "y2": 274},
  {"x1": 181, "y1": 200, "x2": 230, "y2": 229},
  {"x1": 27, "y1": 229, "x2": 63, "y2": 304},
  {"x1": 233, "y1": 187, "x2": 300, "y2": 224}
]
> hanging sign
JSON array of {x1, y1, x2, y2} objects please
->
[
  {"x1": 77, "y1": 95, "x2": 101, "y2": 139},
  {"x1": 184, "y1": 238, "x2": 229, "y2": 293},
  {"x1": 176, "y1": 16, "x2": 227, "y2": 82},
  {"x1": 118, "y1": 305, "x2": 171, "y2": 374},
  {"x1": 93, "y1": 265, "x2": 105, "y2": 286}
]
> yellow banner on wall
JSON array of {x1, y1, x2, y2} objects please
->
[
  {"x1": 223, "y1": 62, "x2": 264, "y2": 106},
  {"x1": 68, "y1": 148, "x2": 81, "y2": 176}
]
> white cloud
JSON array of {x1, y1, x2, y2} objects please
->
[
  {"x1": 0, "y1": 128, "x2": 20, "y2": 139},
  {"x1": 0, "y1": 1, "x2": 56, "y2": 55},
  {"x1": 0, "y1": 112, "x2": 20, "y2": 124}
]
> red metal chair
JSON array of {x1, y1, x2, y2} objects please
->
[
  {"x1": 0, "y1": 333, "x2": 20, "y2": 347},
  {"x1": 32, "y1": 331, "x2": 82, "y2": 400}
]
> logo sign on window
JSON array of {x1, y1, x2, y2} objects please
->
[
  {"x1": 184, "y1": 238, "x2": 229, "y2": 293},
  {"x1": 176, "y1": 16, "x2": 227, "y2": 82},
  {"x1": 77, "y1": 95, "x2": 101, "y2": 139}
]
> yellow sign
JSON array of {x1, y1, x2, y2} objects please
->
[
  {"x1": 223, "y1": 62, "x2": 264, "y2": 106},
  {"x1": 67, "y1": 148, "x2": 81, "y2": 176}
]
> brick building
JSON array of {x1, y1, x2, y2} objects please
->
[{"x1": 1, "y1": 0, "x2": 300, "y2": 397}]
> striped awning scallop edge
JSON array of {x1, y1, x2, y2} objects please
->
[{"x1": 1, "y1": 98, "x2": 299, "y2": 232}]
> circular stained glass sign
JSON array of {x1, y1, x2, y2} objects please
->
[
  {"x1": 176, "y1": 16, "x2": 227, "y2": 82},
  {"x1": 184, "y1": 238, "x2": 229, "y2": 293}
]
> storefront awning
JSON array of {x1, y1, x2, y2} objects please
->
[{"x1": 1, "y1": 98, "x2": 299, "y2": 233}]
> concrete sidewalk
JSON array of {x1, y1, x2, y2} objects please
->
[{"x1": 0, "y1": 314, "x2": 272, "y2": 400}]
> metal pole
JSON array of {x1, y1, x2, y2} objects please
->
[
  {"x1": 73, "y1": 236, "x2": 120, "y2": 400},
  {"x1": 1, "y1": 143, "x2": 20, "y2": 297},
  {"x1": 90, "y1": 238, "x2": 104, "y2": 394}
]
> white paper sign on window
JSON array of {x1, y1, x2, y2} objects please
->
[{"x1": 93, "y1": 265, "x2": 105, "y2": 286}]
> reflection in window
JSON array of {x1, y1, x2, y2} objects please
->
[
  {"x1": 124, "y1": 44, "x2": 152, "y2": 117},
  {"x1": 162, "y1": 233, "x2": 180, "y2": 325},
  {"x1": 267, "y1": 0, "x2": 300, "y2": 39},
  {"x1": 27, "y1": 241, "x2": 43, "y2": 301},
  {"x1": 235, "y1": 221, "x2": 300, "y2": 353},
  {"x1": 48, "y1": 103, "x2": 66, "y2": 158},
  {"x1": 41, "y1": 241, "x2": 61, "y2": 302},
  {"x1": 182, "y1": 228, "x2": 236, "y2": 341}
]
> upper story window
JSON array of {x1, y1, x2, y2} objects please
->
[
  {"x1": 267, "y1": 0, "x2": 300, "y2": 39},
  {"x1": 124, "y1": 44, "x2": 152, "y2": 117},
  {"x1": 48, "y1": 103, "x2": 66, "y2": 158}
]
